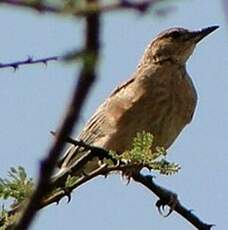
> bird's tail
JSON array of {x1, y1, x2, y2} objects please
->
[{"x1": 51, "y1": 145, "x2": 100, "y2": 188}]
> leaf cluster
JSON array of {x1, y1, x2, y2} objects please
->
[
  {"x1": 0, "y1": 167, "x2": 34, "y2": 205},
  {"x1": 111, "y1": 131, "x2": 181, "y2": 175},
  {"x1": 0, "y1": 167, "x2": 34, "y2": 229}
]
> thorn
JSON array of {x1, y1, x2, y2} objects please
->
[
  {"x1": 50, "y1": 130, "x2": 56, "y2": 136},
  {"x1": 42, "y1": 60, "x2": 48, "y2": 66},
  {"x1": 66, "y1": 193, "x2": 71, "y2": 203},
  {"x1": 55, "y1": 199, "x2": 60, "y2": 205},
  {"x1": 121, "y1": 171, "x2": 131, "y2": 185},
  {"x1": 121, "y1": 0, "x2": 130, "y2": 7},
  {"x1": 103, "y1": 173, "x2": 108, "y2": 178},
  {"x1": 208, "y1": 224, "x2": 216, "y2": 229},
  {"x1": 27, "y1": 56, "x2": 33, "y2": 62},
  {"x1": 12, "y1": 65, "x2": 18, "y2": 71},
  {"x1": 126, "y1": 177, "x2": 131, "y2": 185},
  {"x1": 138, "y1": 3, "x2": 150, "y2": 13},
  {"x1": 63, "y1": 187, "x2": 72, "y2": 203},
  {"x1": 188, "y1": 209, "x2": 194, "y2": 213}
]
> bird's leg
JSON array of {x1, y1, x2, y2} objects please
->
[
  {"x1": 156, "y1": 190, "x2": 178, "y2": 217},
  {"x1": 121, "y1": 164, "x2": 143, "y2": 184}
]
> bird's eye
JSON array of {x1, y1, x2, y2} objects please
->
[{"x1": 170, "y1": 31, "x2": 181, "y2": 39}]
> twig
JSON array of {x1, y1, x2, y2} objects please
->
[
  {"x1": 51, "y1": 131, "x2": 117, "y2": 162},
  {"x1": 0, "y1": 0, "x2": 59, "y2": 13},
  {"x1": 38, "y1": 160, "x2": 135, "y2": 209},
  {"x1": 132, "y1": 173, "x2": 214, "y2": 230},
  {"x1": 0, "y1": 56, "x2": 59, "y2": 70},
  {"x1": 40, "y1": 163, "x2": 109, "y2": 208},
  {"x1": 0, "y1": 49, "x2": 87, "y2": 71},
  {"x1": 13, "y1": 0, "x2": 101, "y2": 229},
  {"x1": 0, "y1": 0, "x2": 158, "y2": 16}
]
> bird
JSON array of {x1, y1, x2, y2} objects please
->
[{"x1": 53, "y1": 26, "x2": 219, "y2": 183}]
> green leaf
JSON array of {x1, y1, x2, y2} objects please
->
[
  {"x1": 117, "y1": 131, "x2": 181, "y2": 175},
  {"x1": 0, "y1": 167, "x2": 34, "y2": 203}
]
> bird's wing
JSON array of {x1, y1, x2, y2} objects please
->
[
  {"x1": 79, "y1": 76, "x2": 135, "y2": 142},
  {"x1": 109, "y1": 77, "x2": 135, "y2": 97},
  {"x1": 57, "y1": 76, "x2": 136, "y2": 169}
]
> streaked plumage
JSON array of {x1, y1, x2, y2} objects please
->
[{"x1": 53, "y1": 26, "x2": 218, "y2": 181}]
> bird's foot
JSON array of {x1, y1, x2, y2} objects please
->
[
  {"x1": 121, "y1": 165, "x2": 142, "y2": 184},
  {"x1": 156, "y1": 192, "x2": 178, "y2": 217}
]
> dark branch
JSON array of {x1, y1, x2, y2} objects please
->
[
  {"x1": 0, "y1": 56, "x2": 58, "y2": 70},
  {"x1": 0, "y1": 0, "x2": 158, "y2": 16},
  {"x1": 50, "y1": 130, "x2": 117, "y2": 163},
  {"x1": 0, "y1": 49, "x2": 88, "y2": 71},
  {"x1": 49, "y1": 145, "x2": 213, "y2": 230},
  {"x1": 40, "y1": 163, "x2": 109, "y2": 209},
  {"x1": 12, "y1": 0, "x2": 101, "y2": 229},
  {"x1": 132, "y1": 173, "x2": 214, "y2": 230},
  {"x1": 34, "y1": 156, "x2": 136, "y2": 209},
  {"x1": 5, "y1": 133, "x2": 213, "y2": 230},
  {"x1": 31, "y1": 138, "x2": 213, "y2": 230},
  {"x1": 0, "y1": 0, "x2": 59, "y2": 13}
]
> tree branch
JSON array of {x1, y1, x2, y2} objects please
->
[
  {"x1": 0, "y1": 56, "x2": 58, "y2": 70},
  {"x1": 0, "y1": 0, "x2": 159, "y2": 16},
  {"x1": 0, "y1": 49, "x2": 89, "y2": 71},
  {"x1": 12, "y1": 0, "x2": 100, "y2": 229},
  {"x1": 4, "y1": 134, "x2": 213, "y2": 230},
  {"x1": 132, "y1": 173, "x2": 214, "y2": 230},
  {"x1": 32, "y1": 140, "x2": 213, "y2": 230},
  {"x1": 48, "y1": 144, "x2": 213, "y2": 230}
]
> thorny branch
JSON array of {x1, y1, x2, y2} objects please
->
[
  {"x1": 132, "y1": 174, "x2": 214, "y2": 230},
  {"x1": 39, "y1": 140, "x2": 213, "y2": 230},
  {"x1": 12, "y1": 0, "x2": 100, "y2": 229},
  {"x1": 0, "y1": 56, "x2": 58, "y2": 70},
  {"x1": 0, "y1": 49, "x2": 88, "y2": 71},
  {"x1": 0, "y1": 0, "x2": 159, "y2": 16},
  {"x1": 4, "y1": 135, "x2": 213, "y2": 230}
]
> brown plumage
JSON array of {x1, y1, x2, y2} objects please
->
[{"x1": 53, "y1": 26, "x2": 218, "y2": 180}]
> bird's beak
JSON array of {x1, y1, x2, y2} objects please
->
[{"x1": 191, "y1": 26, "x2": 219, "y2": 43}]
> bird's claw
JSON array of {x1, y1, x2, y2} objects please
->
[
  {"x1": 121, "y1": 164, "x2": 143, "y2": 183},
  {"x1": 156, "y1": 193, "x2": 178, "y2": 217},
  {"x1": 62, "y1": 187, "x2": 72, "y2": 203},
  {"x1": 66, "y1": 193, "x2": 72, "y2": 203}
]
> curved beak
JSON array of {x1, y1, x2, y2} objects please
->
[{"x1": 191, "y1": 25, "x2": 219, "y2": 43}]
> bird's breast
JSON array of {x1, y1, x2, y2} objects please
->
[{"x1": 95, "y1": 66, "x2": 197, "y2": 153}]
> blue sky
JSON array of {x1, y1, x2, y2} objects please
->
[{"x1": 0, "y1": 1, "x2": 227, "y2": 229}]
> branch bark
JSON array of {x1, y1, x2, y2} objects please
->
[
  {"x1": 132, "y1": 173, "x2": 214, "y2": 230},
  {"x1": 22, "y1": 140, "x2": 213, "y2": 230},
  {"x1": 12, "y1": 0, "x2": 100, "y2": 229},
  {"x1": 0, "y1": 0, "x2": 158, "y2": 16},
  {"x1": 0, "y1": 56, "x2": 58, "y2": 70}
]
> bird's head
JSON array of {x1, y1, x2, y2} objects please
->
[{"x1": 140, "y1": 26, "x2": 219, "y2": 66}]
